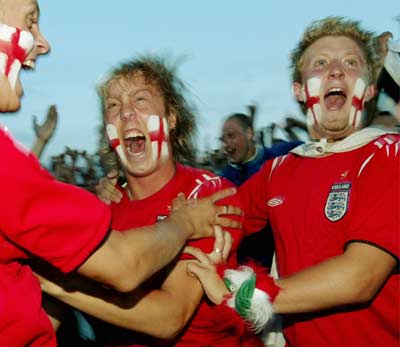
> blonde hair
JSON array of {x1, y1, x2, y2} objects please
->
[
  {"x1": 290, "y1": 16, "x2": 377, "y2": 84},
  {"x1": 98, "y1": 55, "x2": 197, "y2": 171}
]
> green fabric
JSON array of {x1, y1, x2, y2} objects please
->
[{"x1": 234, "y1": 274, "x2": 256, "y2": 318}]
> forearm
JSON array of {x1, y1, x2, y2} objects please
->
[
  {"x1": 44, "y1": 271, "x2": 203, "y2": 338},
  {"x1": 79, "y1": 221, "x2": 191, "y2": 292},
  {"x1": 31, "y1": 137, "x2": 46, "y2": 158},
  {"x1": 273, "y1": 243, "x2": 396, "y2": 314}
]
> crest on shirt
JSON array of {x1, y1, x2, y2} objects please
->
[{"x1": 324, "y1": 183, "x2": 351, "y2": 222}]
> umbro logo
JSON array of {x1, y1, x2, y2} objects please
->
[{"x1": 267, "y1": 197, "x2": 284, "y2": 207}]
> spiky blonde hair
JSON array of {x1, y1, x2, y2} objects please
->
[{"x1": 290, "y1": 16, "x2": 378, "y2": 84}]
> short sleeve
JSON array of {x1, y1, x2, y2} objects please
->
[
  {"x1": 345, "y1": 138, "x2": 400, "y2": 260},
  {"x1": 0, "y1": 130, "x2": 111, "y2": 272},
  {"x1": 239, "y1": 160, "x2": 272, "y2": 235}
]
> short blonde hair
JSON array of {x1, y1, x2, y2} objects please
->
[{"x1": 290, "y1": 16, "x2": 377, "y2": 84}]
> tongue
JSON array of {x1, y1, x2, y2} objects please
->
[
  {"x1": 324, "y1": 95, "x2": 346, "y2": 110},
  {"x1": 127, "y1": 138, "x2": 145, "y2": 154}
]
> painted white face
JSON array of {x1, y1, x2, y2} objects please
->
[
  {"x1": 0, "y1": 23, "x2": 34, "y2": 89},
  {"x1": 104, "y1": 76, "x2": 173, "y2": 177},
  {"x1": 296, "y1": 36, "x2": 375, "y2": 140},
  {"x1": 0, "y1": 0, "x2": 50, "y2": 112}
]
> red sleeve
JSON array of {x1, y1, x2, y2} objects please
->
[
  {"x1": 239, "y1": 160, "x2": 272, "y2": 235},
  {"x1": 180, "y1": 176, "x2": 244, "y2": 266},
  {"x1": 345, "y1": 138, "x2": 400, "y2": 259},
  {"x1": 0, "y1": 130, "x2": 111, "y2": 272}
]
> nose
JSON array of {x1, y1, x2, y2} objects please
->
[
  {"x1": 120, "y1": 102, "x2": 136, "y2": 121},
  {"x1": 34, "y1": 30, "x2": 51, "y2": 56},
  {"x1": 328, "y1": 60, "x2": 344, "y2": 79}
]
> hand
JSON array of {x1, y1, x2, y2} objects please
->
[
  {"x1": 95, "y1": 169, "x2": 123, "y2": 204},
  {"x1": 170, "y1": 188, "x2": 242, "y2": 240},
  {"x1": 184, "y1": 226, "x2": 233, "y2": 265},
  {"x1": 33, "y1": 105, "x2": 58, "y2": 143},
  {"x1": 185, "y1": 249, "x2": 229, "y2": 304}
]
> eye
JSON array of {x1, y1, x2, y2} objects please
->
[
  {"x1": 314, "y1": 58, "x2": 327, "y2": 69},
  {"x1": 344, "y1": 58, "x2": 358, "y2": 68},
  {"x1": 105, "y1": 101, "x2": 119, "y2": 111}
]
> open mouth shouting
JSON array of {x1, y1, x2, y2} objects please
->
[
  {"x1": 324, "y1": 87, "x2": 347, "y2": 110},
  {"x1": 123, "y1": 129, "x2": 146, "y2": 156}
]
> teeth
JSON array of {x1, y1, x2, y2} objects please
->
[
  {"x1": 328, "y1": 87, "x2": 343, "y2": 93},
  {"x1": 23, "y1": 59, "x2": 35, "y2": 69},
  {"x1": 124, "y1": 130, "x2": 144, "y2": 139}
]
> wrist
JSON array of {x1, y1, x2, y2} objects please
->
[{"x1": 220, "y1": 263, "x2": 280, "y2": 333}]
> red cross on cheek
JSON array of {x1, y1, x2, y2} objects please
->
[
  {"x1": 149, "y1": 117, "x2": 168, "y2": 159},
  {"x1": 0, "y1": 28, "x2": 30, "y2": 75},
  {"x1": 351, "y1": 90, "x2": 366, "y2": 126},
  {"x1": 305, "y1": 84, "x2": 321, "y2": 126}
]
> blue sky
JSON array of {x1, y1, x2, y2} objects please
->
[{"x1": 2, "y1": 1, "x2": 399, "y2": 166}]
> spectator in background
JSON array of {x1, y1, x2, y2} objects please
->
[
  {"x1": 219, "y1": 104, "x2": 302, "y2": 187},
  {"x1": 31, "y1": 104, "x2": 58, "y2": 158},
  {"x1": 219, "y1": 105, "x2": 302, "y2": 268}
]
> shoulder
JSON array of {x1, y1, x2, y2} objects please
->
[
  {"x1": 356, "y1": 134, "x2": 400, "y2": 178},
  {"x1": 267, "y1": 140, "x2": 303, "y2": 158}
]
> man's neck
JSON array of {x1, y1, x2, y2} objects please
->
[{"x1": 125, "y1": 161, "x2": 176, "y2": 200}]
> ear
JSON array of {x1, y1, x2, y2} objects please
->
[
  {"x1": 167, "y1": 110, "x2": 177, "y2": 130},
  {"x1": 293, "y1": 82, "x2": 305, "y2": 102},
  {"x1": 364, "y1": 84, "x2": 377, "y2": 102},
  {"x1": 245, "y1": 127, "x2": 254, "y2": 141}
]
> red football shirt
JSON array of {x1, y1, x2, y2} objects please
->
[
  {"x1": 0, "y1": 127, "x2": 111, "y2": 347},
  {"x1": 95, "y1": 164, "x2": 256, "y2": 347},
  {"x1": 240, "y1": 134, "x2": 400, "y2": 347}
]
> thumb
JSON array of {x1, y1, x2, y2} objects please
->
[{"x1": 106, "y1": 169, "x2": 120, "y2": 184}]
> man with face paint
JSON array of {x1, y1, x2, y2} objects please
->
[
  {"x1": 0, "y1": 1, "x2": 241, "y2": 346},
  {"x1": 186, "y1": 17, "x2": 399, "y2": 347},
  {"x1": 39, "y1": 56, "x2": 263, "y2": 347}
]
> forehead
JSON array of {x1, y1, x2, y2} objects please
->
[
  {"x1": 12, "y1": 0, "x2": 38, "y2": 13},
  {"x1": 303, "y1": 35, "x2": 365, "y2": 61},
  {"x1": 223, "y1": 118, "x2": 243, "y2": 132},
  {"x1": 106, "y1": 74, "x2": 160, "y2": 96}
]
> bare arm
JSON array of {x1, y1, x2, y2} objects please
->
[
  {"x1": 40, "y1": 259, "x2": 204, "y2": 339},
  {"x1": 31, "y1": 105, "x2": 58, "y2": 158},
  {"x1": 189, "y1": 242, "x2": 396, "y2": 314},
  {"x1": 78, "y1": 188, "x2": 241, "y2": 292},
  {"x1": 273, "y1": 242, "x2": 396, "y2": 314}
]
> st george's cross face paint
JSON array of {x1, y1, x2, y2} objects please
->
[
  {"x1": 0, "y1": 23, "x2": 34, "y2": 90},
  {"x1": 106, "y1": 114, "x2": 171, "y2": 176},
  {"x1": 302, "y1": 76, "x2": 369, "y2": 136},
  {"x1": 147, "y1": 115, "x2": 169, "y2": 163}
]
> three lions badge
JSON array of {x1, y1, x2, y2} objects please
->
[{"x1": 325, "y1": 183, "x2": 351, "y2": 222}]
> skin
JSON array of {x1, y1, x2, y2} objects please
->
[
  {"x1": 1, "y1": 0, "x2": 242, "y2": 299},
  {"x1": 221, "y1": 118, "x2": 255, "y2": 164},
  {"x1": 39, "y1": 75, "x2": 235, "y2": 339},
  {"x1": 0, "y1": 0, "x2": 50, "y2": 111},
  {"x1": 187, "y1": 35, "x2": 396, "y2": 319},
  {"x1": 31, "y1": 104, "x2": 57, "y2": 158},
  {"x1": 104, "y1": 75, "x2": 176, "y2": 199},
  {"x1": 293, "y1": 36, "x2": 376, "y2": 140}
]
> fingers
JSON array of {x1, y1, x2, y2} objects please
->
[
  {"x1": 215, "y1": 204, "x2": 242, "y2": 217},
  {"x1": 95, "y1": 170, "x2": 122, "y2": 204},
  {"x1": 222, "y1": 231, "x2": 232, "y2": 261},
  {"x1": 171, "y1": 192, "x2": 187, "y2": 212},
  {"x1": 209, "y1": 187, "x2": 237, "y2": 203},
  {"x1": 209, "y1": 225, "x2": 224, "y2": 264},
  {"x1": 215, "y1": 216, "x2": 242, "y2": 229},
  {"x1": 183, "y1": 246, "x2": 211, "y2": 265}
]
